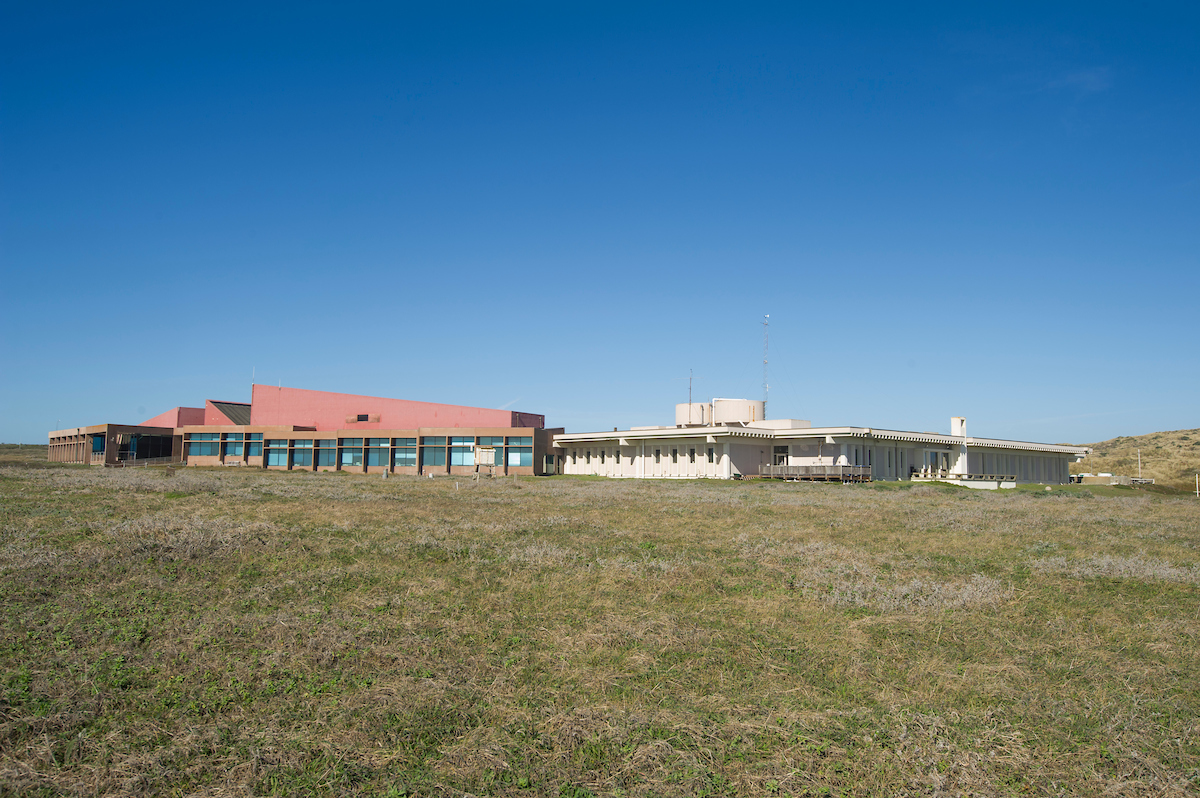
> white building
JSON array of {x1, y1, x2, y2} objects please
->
[{"x1": 553, "y1": 399, "x2": 1090, "y2": 488}]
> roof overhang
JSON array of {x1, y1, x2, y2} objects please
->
[{"x1": 552, "y1": 425, "x2": 1091, "y2": 455}]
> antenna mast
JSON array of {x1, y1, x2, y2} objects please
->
[
  {"x1": 688, "y1": 368, "x2": 693, "y2": 406},
  {"x1": 762, "y1": 314, "x2": 769, "y2": 419}
]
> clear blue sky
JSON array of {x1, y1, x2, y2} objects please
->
[{"x1": 2, "y1": 3, "x2": 1197, "y2": 444}]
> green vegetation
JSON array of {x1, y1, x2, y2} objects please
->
[
  {"x1": 1073, "y1": 428, "x2": 1200, "y2": 491},
  {"x1": 1, "y1": 461, "x2": 1198, "y2": 796}
]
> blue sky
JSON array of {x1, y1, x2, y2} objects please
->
[{"x1": 2, "y1": 3, "x2": 1197, "y2": 444}]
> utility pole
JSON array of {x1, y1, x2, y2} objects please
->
[
  {"x1": 762, "y1": 314, "x2": 769, "y2": 419},
  {"x1": 1138, "y1": 448, "x2": 1142, "y2": 479}
]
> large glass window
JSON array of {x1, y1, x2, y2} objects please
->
[
  {"x1": 246, "y1": 433, "x2": 263, "y2": 457},
  {"x1": 292, "y1": 449, "x2": 313, "y2": 467},
  {"x1": 224, "y1": 434, "x2": 244, "y2": 458},
  {"x1": 477, "y1": 437, "x2": 504, "y2": 467},
  {"x1": 421, "y1": 437, "x2": 446, "y2": 446},
  {"x1": 507, "y1": 447, "x2": 532, "y2": 467},
  {"x1": 394, "y1": 447, "x2": 417, "y2": 467},
  {"x1": 366, "y1": 438, "x2": 388, "y2": 467},
  {"x1": 505, "y1": 436, "x2": 533, "y2": 446},
  {"x1": 421, "y1": 447, "x2": 446, "y2": 467},
  {"x1": 265, "y1": 440, "x2": 288, "y2": 466},
  {"x1": 316, "y1": 440, "x2": 337, "y2": 467},
  {"x1": 450, "y1": 436, "x2": 474, "y2": 466},
  {"x1": 340, "y1": 438, "x2": 364, "y2": 467},
  {"x1": 392, "y1": 438, "x2": 416, "y2": 446},
  {"x1": 187, "y1": 433, "x2": 220, "y2": 456}
]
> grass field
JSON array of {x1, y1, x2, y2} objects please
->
[
  {"x1": 2, "y1": 451, "x2": 1198, "y2": 796},
  {"x1": 1072, "y1": 429, "x2": 1200, "y2": 492}
]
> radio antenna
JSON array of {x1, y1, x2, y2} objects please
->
[{"x1": 762, "y1": 314, "x2": 769, "y2": 419}]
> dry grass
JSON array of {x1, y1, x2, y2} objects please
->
[
  {"x1": 1073, "y1": 428, "x2": 1200, "y2": 491},
  {"x1": 1, "y1": 463, "x2": 1198, "y2": 797}
]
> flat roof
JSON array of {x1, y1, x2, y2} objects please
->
[{"x1": 553, "y1": 423, "x2": 1091, "y2": 456}]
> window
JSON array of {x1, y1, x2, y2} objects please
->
[
  {"x1": 422, "y1": 436, "x2": 446, "y2": 446},
  {"x1": 614, "y1": 448, "x2": 620, "y2": 464},
  {"x1": 421, "y1": 446, "x2": 446, "y2": 467},
  {"x1": 187, "y1": 435, "x2": 219, "y2": 457},
  {"x1": 544, "y1": 454, "x2": 555, "y2": 473},
  {"x1": 655, "y1": 449, "x2": 661, "y2": 463},
  {"x1": 507, "y1": 446, "x2": 532, "y2": 467},
  {"x1": 477, "y1": 437, "x2": 504, "y2": 467},
  {"x1": 707, "y1": 447, "x2": 714, "y2": 464},
  {"x1": 92, "y1": 435, "x2": 105, "y2": 453},
  {"x1": 585, "y1": 450, "x2": 591, "y2": 464},
  {"x1": 689, "y1": 448, "x2": 696, "y2": 464},
  {"x1": 505, "y1": 436, "x2": 533, "y2": 446},
  {"x1": 356, "y1": 414, "x2": 369, "y2": 422},
  {"x1": 394, "y1": 447, "x2": 417, "y2": 467},
  {"x1": 571, "y1": 450, "x2": 577, "y2": 465},
  {"x1": 223, "y1": 440, "x2": 243, "y2": 457},
  {"x1": 293, "y1": 448, "x2": 313, "y2": 467},
  {"x1": 292, "y1": 439, "x2": 313, "y2": 448},
  {"x1": 265, "y1": 440, "x2": 288, "y2": 466},
  {"x1": 341, "y1": 438, "x2": 364, "y2": 467},
  {"x1": 599, "y1": 450, "x2": 605, "y2": 464},
  {"x1": 450, "y1": 437, "x2": 474, "y2": 466},
  {"x1": 316, "y1": 440, "x2": 337, "y2": 467},
  {"x1": 247, "y1": 433, "x2": 263, "y2": 457},
  {"x1": 366, "y1": 438, "x2": 388, "y2": 467},
  {"x1": 671, "y1": 448, "x2": 678, "y2": 464}
]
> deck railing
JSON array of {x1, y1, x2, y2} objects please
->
[{"x1": 758, "y1": 464, "x2": 872, "y2": 481}]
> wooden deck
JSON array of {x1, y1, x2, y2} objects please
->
[{"x1": 756, "y1": 464, "x2": 873, "y2": 482}]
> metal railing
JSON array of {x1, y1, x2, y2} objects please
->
[
  {"x1": 107, "y1": 455, "x2": 183, "y2": 468},
  {"x1": 914, "y1": 470, "x2": 1016, "y2": 482}
]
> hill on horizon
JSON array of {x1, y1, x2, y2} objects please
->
[{"x1": 1072, "y1": 428, "x2": 1200, "y2": 490}]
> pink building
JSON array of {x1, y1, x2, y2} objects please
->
[{"x1": 47, "y1": 385, "x2": 561, "y2": 476}]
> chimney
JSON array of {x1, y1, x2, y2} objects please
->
[{"x1": 951, "y1": 417, "x2": 966, "y2": 437}]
